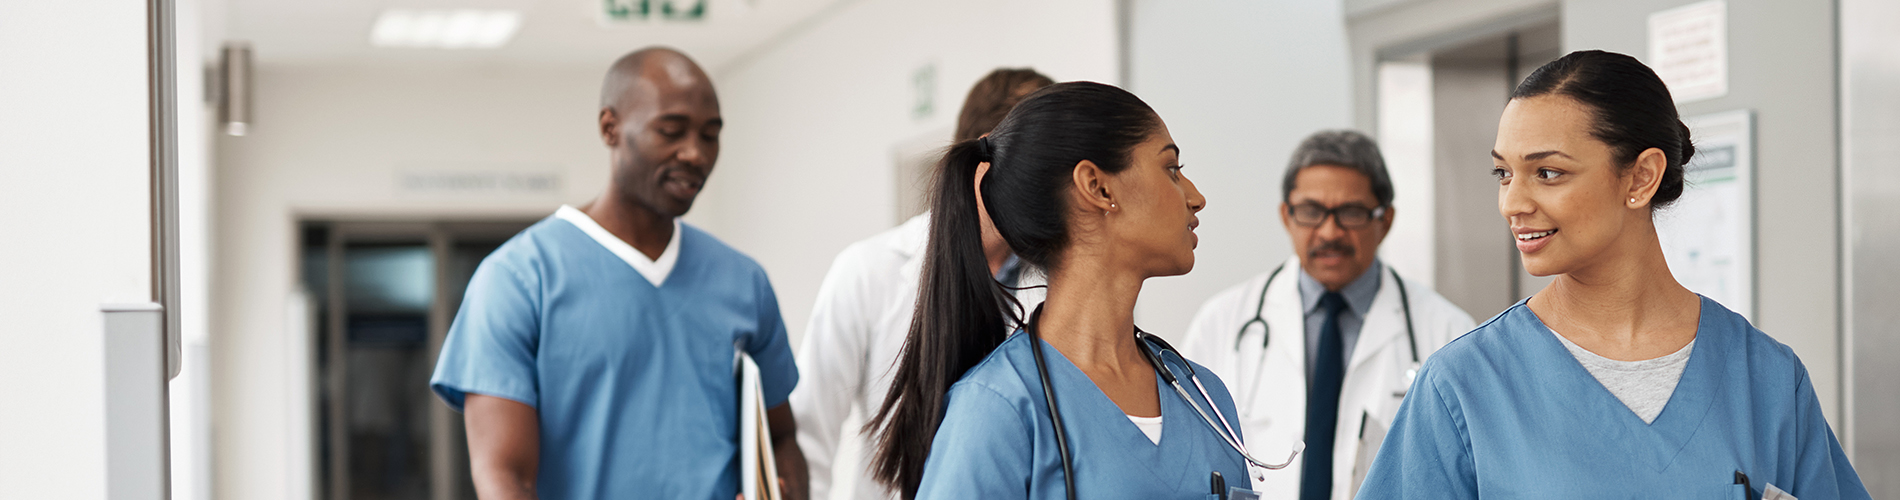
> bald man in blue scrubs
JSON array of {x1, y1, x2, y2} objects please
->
[{"x1": 429, "y1": 47, "x2": 807, "y2": 500}]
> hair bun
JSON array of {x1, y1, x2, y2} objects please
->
[{"x1": 1676, "y1": 120, "x2": 1696, "y2": 167}]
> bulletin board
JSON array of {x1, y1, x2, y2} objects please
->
[{"x1": 1655, "y1": 109, "x2": 1755, "y2": 320}]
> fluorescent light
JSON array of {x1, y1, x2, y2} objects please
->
[{"x1": 371, "y1": 9, "x2": 521, "y2": 49}]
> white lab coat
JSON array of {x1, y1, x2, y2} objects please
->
[
  {"x1": 1180, "y1": 256, "x2": 1475, "y2": 500},
  {"x1": 789, "y1": 213, "x2": 1044, "y2": 500}
]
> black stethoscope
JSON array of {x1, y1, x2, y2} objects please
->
[
  {"x1": 1233, "y1": 264, "x2": 1420, "y2": 410},
  {"x1": 1022, "y1": 305, "x2": 1303, "y2": 500}
]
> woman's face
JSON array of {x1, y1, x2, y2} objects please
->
[
  {"x1": 1111, "y1": 121, "x2": 1207, "y2": 277},
  {"x1": 1492, "y1": 95, "x2": 1641, "y2": 277}
]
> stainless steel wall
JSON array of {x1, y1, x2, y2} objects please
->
[
  {"x1": 1841, "y1": 0, "x2": 1900, "y2": 492},
  {"x1": 1431, "y1": 49, "x2": 1515, "y2": 321}
]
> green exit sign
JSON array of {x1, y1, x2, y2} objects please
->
[{"x1": 602, "y1": 0, "x2": 706, "y2": 22}]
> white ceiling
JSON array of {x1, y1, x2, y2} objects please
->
[{"x1": 223, "y1": 0, "x2": 851, "y2": 71}]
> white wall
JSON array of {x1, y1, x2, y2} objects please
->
[
  {"x1": 212, "y1": 64, "x2": 607, "y2": 499},
  {"x1": 173, "y1": 0, "x2": 228, "y2": 498},
  {"x1": 1125, "y1": 0, "x2": 1354, "y2": 339},
  {"x1": 0, "y1": 1, "x2": 154, "y2": 498},
  {"x1": 704, "y1": 0, "x2": 1121, "y2": 344}
]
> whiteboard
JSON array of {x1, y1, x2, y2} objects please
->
[{"x1": 1656, "y1": 110, "x2": 1754, "y2": 320}]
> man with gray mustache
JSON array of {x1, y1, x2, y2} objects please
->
[{"x1": 1178, "y1": 130, "x2": 1474, "y2": 500}]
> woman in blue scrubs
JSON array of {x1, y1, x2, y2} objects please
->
[
  {"x1": 1358, "y1": 50, "x2": 1869, "y2": 499},
  {"x1": 860, "y1": 82, "x2": 1256, "y2": 500}
]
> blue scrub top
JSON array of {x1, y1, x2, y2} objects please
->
[
  {"x1": 917, "y1": 332, "x2": 1251, "y2": 500},
  {"x1": 1359, "y1": 296, "x2": 1869, "y2": 499},
  {"x1": 429, "y1": 217, "x2": 799, "y2": 500}
]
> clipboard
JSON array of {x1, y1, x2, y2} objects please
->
[{"x1": 738, "y1": 353, "x2": 783, "y2": 500}]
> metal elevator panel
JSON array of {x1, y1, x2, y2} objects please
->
[
  {"x1": 1421, "y1": 24, "x2": 1560, "y2": 322},
  {"x1": 1842, "y1": 0, "x2": 1900, "y2": 493}
]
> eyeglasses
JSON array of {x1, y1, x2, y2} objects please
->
[{"x1": 1288, "y1": 203, "x2": 1386, "y2": 229}]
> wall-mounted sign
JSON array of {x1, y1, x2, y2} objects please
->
[
  {"x1": 1656, "y1": 109, "x2": 1753, "y2": 320},
  {"x1": 1648, "y1": 0, "x2": 1727, "y2": 103},
  {"x1": 601, "y1": 0, "x2": 707, "y2": 23},
  {"x1": 398, "y1": 169, "x2": 563, "y2": 197},
  {"x1": 911, "y1": 62, "x2": 936, "y2": 121}
]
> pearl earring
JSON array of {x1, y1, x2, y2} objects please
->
[{"x1": 1630, "y1": 197, "x2": 1638, "y2": 203}]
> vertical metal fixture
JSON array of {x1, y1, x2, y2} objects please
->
[
  {"x1": 1841, "y1": 0, "x2": 1900, "y2": 493},
  {"x1": 142, "y1": 0, "x2": 179, "y2": 498},
  {"x1": 218, "y1": 42, "x2": 252, "y2": 137},
  {"x1": 1116, "y1": 0, "x2": 1132, "y2": 89},
  {"x1": 325, "y1": 230, "x2": 350, "y2": 500},
  {"x1": 1503, "y1": 31, "x2": 1521, "y2": 305}
]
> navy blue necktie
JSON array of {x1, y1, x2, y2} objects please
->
[{"x1": 1301, "y1": 292, "x2": 1348, "y2": 500}]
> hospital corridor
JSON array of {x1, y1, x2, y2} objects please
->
[{"x1": 3, "y1": 0, "x2": 1899, "y2": 499}]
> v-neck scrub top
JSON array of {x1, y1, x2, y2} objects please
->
[
  {"x1": 915, "y1": 332, "x2": 1250, "y2": 499},
  {"x1": 1358, "y1": 296, "x2": 1869, "y2": 499},
  {"x1": 429, "y1": 214, "x2": 798, "y2": 500}
]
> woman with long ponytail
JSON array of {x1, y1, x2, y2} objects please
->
[{"x1": 862, "y1": 82, "x2": 1255, "y2": 499}]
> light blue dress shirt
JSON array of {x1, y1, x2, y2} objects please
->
[{"x1": 1296, "y1": 259, "x2": 1382, "y2": 380}]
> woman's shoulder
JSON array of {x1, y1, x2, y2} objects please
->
[
  {"x1": 1696, "y1": 296, "x2": 1805, "y2": 377},
  {"x1": 1421, "y1": 299, "x2": 1540, "y2": 367},
  {"x1": 945, "y1": 333, "x2": 1039, "y2": 406}
]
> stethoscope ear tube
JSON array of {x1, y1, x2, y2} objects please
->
[
  {"x1": 1234, "y1": 265, "x2": 1420, "y2": 363},
  {"x1": 1233, "y1": 264, "x2": 1286, "y2": 351},
  {"x1": 1025, "y1": 307, "x2": 1079, "y2": 500}
]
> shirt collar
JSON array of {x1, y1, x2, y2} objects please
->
[
  {"x1": 554, "y1": 204, "x2": 681, "y2": 287},
  {"x1": 994, "y1": 254, "x2": 1023, "y2": 287},
  {"x1": 1297, "y1": 259, "x2": 1383, "y2": 317}
]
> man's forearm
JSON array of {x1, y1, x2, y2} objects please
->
[
  {"x1": 472, "y1": 473, "x2": 538, "y2": 500},
  {"x1": 766, "y1": 403, "x2": 809, "y2": 500},
  {"x1": 466, "y1": 394, "x2": 542, "y2": 500},
  {"x1": 773, "y1": 436, "x2": 810, "y2": 500}
]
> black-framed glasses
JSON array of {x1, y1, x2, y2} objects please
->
[{"x1": 1288, "y1": 203, "x2": 1386, "y2": 228}]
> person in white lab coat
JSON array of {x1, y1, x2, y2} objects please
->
[
  {"x1": 1179, "y1": 130, "x2": 1475, "y2": 500},
  {"x1": 788, "y1": 68, "x2": 1051, "y2": 500}
]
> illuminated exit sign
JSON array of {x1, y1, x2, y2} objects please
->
[{"x1": 601, "y1": 0, "x2": 707, "y2": 22}]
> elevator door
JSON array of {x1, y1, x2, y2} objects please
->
[
  {"x1": 302, "y1": 220, "x2": 535, "y2": 500},
  {"x1": 1377, "y1": 22, "x2": 1560, "y2": 322}
]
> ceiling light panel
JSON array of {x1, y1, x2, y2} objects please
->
[{"x1": 371, "y1": 10, "x2": 522, "y2": 49}]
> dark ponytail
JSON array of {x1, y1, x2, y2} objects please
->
[
  {"x1": 863, "y1": 82, "x2": 1160, "y2": 498},
  {"x1": 1512, "y1": 50, "x2": 1696, "y2": 208}
]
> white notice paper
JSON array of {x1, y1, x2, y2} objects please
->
[
  {"x1": 1648, "y1": 0, "x2": 1728, "y2": 103},
  {"x1": 1656, "y1": 110, "x2": 1754, "y2": 320}
]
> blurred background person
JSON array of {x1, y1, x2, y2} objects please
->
[
  {"x1": 428, "y1": 47, "x2": 807, "y2": 500},
  {"x1": 1359, "y1": 50, "x2": 1867, "y2": 499},
  {"x1": 789, "y1": 67, "x2": 1052, "y2": 500},
  {"x1": 1179, "y1": 130, "x2": 1473, "y2": 499}
]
